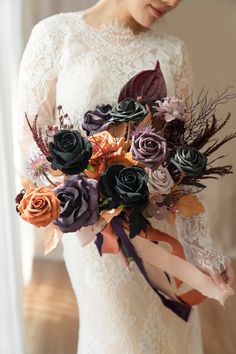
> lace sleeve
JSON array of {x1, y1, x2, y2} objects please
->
[
  {"x1": 172, "y1": 42, "x2": 230, "y2": 275},
  {"x1": 175, "y1": 186, "x2": 231, "y2": 274},
  {"x1": 174, "y1": 40, "x2": 195, "y2": 102},
  {"x1": 17, "y1": 17, "x2": 62, "y2": 177}
]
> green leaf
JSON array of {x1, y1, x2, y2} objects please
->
[
  {"x1": 86, "y1": 164, "x2": 94, "y2": 171},
  {"x1": 118, "y1": 204, "x2": 125, "y2": 209},
  {"x1": 128, "y1": 212, "x2": 149, "y2": 239},
  {"x1": 101, "y1": 199, "x2": 109, "y2": 206}
]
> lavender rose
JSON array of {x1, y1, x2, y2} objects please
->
[
  {"x1": 53, "y1": 175, "x2": 99, "y2": 233},
  {"x1": 82, "y1": 104, "x2": 112, "y2": 135},
  {"x1": 146, "y1": 166, "x2": 174, "y2": 194},
  {"x1": 155, "y1": 96, "x2": 186, "y2": 122},
  {"x1": 130, "y1": 126, "x2": 168, "y2": 170}
]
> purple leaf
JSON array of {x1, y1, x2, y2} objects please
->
[{"x1": 118, "y1": 61, "x2": 167, "y2": 105}]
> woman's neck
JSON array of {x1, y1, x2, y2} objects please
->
[{"x1": 82, "y1": 0, "x2": 148, "y2": 35}]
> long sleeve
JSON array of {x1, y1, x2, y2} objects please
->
[
  {"x1": 173, "y1": 43, "x2": 230, "y2": 274},
  {"x1": 175, "y1": 186, "x2": 230, "y2": 274},
  {"x1": 17, "y1": 17, "x2": 62, "y2": 178},
  {"x1": 174, "y1": 40, "x2": 195, "y2": 102}
]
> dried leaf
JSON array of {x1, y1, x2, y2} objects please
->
[
  {"x1": 166, "y1": 211, "x2": 176, "y2": 226},
  {"x1": 44, "y1": 224, "x2": 63, "y2": 255},
  {"x1": 176, "y1": 195, "x2": 205, "y2": 217},
  {"x1": 108, "y1": 123, "x2": 127, "y2": 139},
  {"x1": 20, "y1": 176, "x2": 36, "y2": 190},
  {"x1": 100, "y1": 208, "x2": 123, "y2": 224},
  {"x1": 138, "y1": 108, "x2": 152, "y2": 129}
]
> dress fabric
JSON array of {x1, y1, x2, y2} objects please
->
[{"x1": 18, "y1": 10, "x2": 229, "y2": 354}]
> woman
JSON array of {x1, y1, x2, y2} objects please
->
[{"x1": 18, "y1": 1, "x2": 235, "y2": 353}]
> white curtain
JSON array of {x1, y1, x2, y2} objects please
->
[{"x1": 0, "y1": 0, "x2": 25, "y2": 353}]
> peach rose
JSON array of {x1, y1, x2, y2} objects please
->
[{"x1": 18, "y1": 187, "x2": 60, "y2": 227}]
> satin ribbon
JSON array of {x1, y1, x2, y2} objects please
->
[{"x1": 95, "y1": 216, "x2": 234, "y2": 321}]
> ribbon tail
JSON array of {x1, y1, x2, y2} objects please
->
[
  {"x1": 111, "y1": 217, "x2": 191, "y2": 322},
  {"x1": 131, "y1": 235, "x2": 234, "y2": 306}
]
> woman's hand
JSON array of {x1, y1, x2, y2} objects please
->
[{"x1": 208, "y1": 261, "x2": 235, "y2": 290}]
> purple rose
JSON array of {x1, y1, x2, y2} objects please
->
[
  {"x1": 130, "y1": 126, "x2": 169, "y2": 170},
  {"x1": 82, "y1": 104, "x2": 112, "y2": 135},
  {"x1": 53, "y1": 175, "x2": 99, "y2": 233}
]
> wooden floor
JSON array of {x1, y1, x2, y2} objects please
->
[{"x1": 23, "y1": 259, "x2": 236, "y2": 354}]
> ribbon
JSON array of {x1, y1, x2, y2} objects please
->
[
  {"x1": 110, "y1": 217, "x2": 191, "y2": 321},
  {"x1": 95, "y1": 216, "x2": 234, "y2": 321}
]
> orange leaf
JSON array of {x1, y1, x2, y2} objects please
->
[
  {"x1": 20, "y1": 176, "x2": 36, "y2": 190},
  {"x1": 138, "y1": 107, "x2": 152, "y2": 129},
  {"x1": 176, "y1": 195, "x2": 205, "y2": 217},
  {"x1": 107, "y1": 123, "x2": 127, "y2": 139},
  {"x1": 166, "y1": 211, "x2": 176, "y2": 226}
]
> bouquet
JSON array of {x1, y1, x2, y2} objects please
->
[{"x1": 16, "y1": 62, "x2": 235, "y2": 321}]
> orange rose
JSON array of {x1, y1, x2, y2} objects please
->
[
  {"x1": 85, "y1": 131, "x2": 126, "y2": 179},
  {"x1": 18, "y1": 187, "x2": 60, "y2": 227}
]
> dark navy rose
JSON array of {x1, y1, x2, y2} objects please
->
[
  {"x1": 110, "y1": 98, "x2": 148, "y2": 124},
  {"x1": 82, "y1": 104, "x2": 112, "y2": 135},
  {"x1": 47, "y1": 130, "x2": 92, "y2": 175},
  {"x1": 53, "y1": 175, "x2": 99, "y2": 233},
  {"x1": 131, "y1": 126, "x2": 168, "y2": 170},
  {"x1": 98, "y1": 164, "x2": 149, "y2": 209},
  {"x1": 171, "y1": 146, "x2": 207, "y2": 177}
]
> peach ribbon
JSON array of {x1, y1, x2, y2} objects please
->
[
  {"x1": 99, "y1": 221, "x2": 234, "y2": 306},
  {"x1": 128, "y1": 225, "x2": 234, "y2": 306}
]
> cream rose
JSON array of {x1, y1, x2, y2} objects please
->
[{"x1": 146, "y1": 166, "x2": 174, "y2": 194}]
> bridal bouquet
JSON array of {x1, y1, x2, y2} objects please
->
[{"x1": 16, "y1": 62, "x2": 236, "y2": 321}]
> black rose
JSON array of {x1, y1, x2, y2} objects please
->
[
  {"x1": 171, "y1": 146, "x2": 207, "y2": 178},
  {"x1": 82, "y1": 104, "x2": 112, "y2": 135},
  {"x1": 98, "y1": 164, "x2": 149, "y2": 208},
  {"x1": 110, "y1": 98, "x2": 148, "y2": 124},
  {"x1": 47, "y1": 130, "x2": 92, "y2": 175}
]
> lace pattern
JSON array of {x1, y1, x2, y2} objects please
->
[{"x1": 175, "y1": 186, "x2": 230, "y2": 274}]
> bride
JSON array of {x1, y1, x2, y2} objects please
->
[{"x1": 18, "y1": 0, "x2": 235, "y2": 353}]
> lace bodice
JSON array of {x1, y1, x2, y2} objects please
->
[{"x1": 18, "y1": 11, "x2": 229, "y2": 276}]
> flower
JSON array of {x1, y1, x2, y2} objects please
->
[
  {"x1": 130, "y1": 126, "x2": 168, "y2": 170},
  {"x1": 47, "y1": 130, "x2": 92, "y2": 175},
  {"x1": 28, "y1": 153, "x2": 50, "y2": 179},
  {"x1": 155, "y1": 96, "x2": 186, "y2": 122},
  {"x1": 110, "y1": 98, "x2": 148, "y2": 124},
  {"x1": 53, "y1": 175, "x2": 99, "y2": 233},
  {"x1": 118, "y1": 61, "x2": 167, "y2": 105},
  {"x1": 82, "y1": 104, "x2": 112, "y2": 135},
  {"x1": 171, "y1": 146, "x2": 207, "y2": 177},
  {"x1": 18, "y1": 187, "x2": 60, "y2": 227},
  {"x1": 146, "y1": 166, "x2": 174, "y2": 194},
  {"x1": 85, "y1": 131, "x2": 125, "y2": 179},
  {"x1": 98, "y1": 164, "x2": 149, "y2": 209}
]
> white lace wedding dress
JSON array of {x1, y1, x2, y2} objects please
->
[{"x1": 18, "y1": 10, "x2": 230, "y2": 354}]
